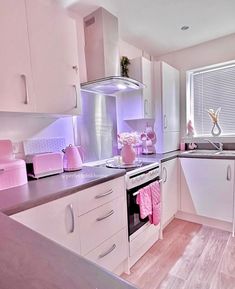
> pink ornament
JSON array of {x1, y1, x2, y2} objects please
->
[{"x1": 121, "y1": 144, "x2": 136, "y2": 164}]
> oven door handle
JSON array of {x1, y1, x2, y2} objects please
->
[{"x1": 132, "y1": 178, "x2": 163, "y2": 197}]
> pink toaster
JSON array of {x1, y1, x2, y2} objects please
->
[{"x1": 26, "y1": 152, "x2": 64, "y2": 179}]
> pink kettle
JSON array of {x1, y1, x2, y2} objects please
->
[{"x1": 63, "y1": 144, "x2": 83, "y2": 172}]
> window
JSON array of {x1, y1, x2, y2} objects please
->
[{"x1": 187, "y1": 61, "x2": 235, "y2": 136}]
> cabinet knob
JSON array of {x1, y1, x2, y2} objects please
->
[{"x1": 72, "y1": 65, "x2": 78, "y2": 74}]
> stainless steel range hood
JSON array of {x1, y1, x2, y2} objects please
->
[{"x1": 81, "y1": 7, "x2": 144, "y2": 95}]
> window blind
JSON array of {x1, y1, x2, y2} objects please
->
[{"x1": 191, "y1": 63, "x2": 235, "y2": 136}]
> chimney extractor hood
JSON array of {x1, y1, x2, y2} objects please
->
[{"x1": 81, "y1": 7, "x2": 144, "y2": 95}]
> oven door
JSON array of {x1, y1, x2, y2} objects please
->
[{"x1": 127, "y1": 178, "x2": 158, "y2": 236}]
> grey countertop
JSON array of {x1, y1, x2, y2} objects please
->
[
  {"x1": 138, "y1": 150, "x2": 180, "y2": 163},
  {"x1": 0, "y1": 166, "x2": 125, "y2": 216},
  {"x1": 0, "y1": 212, "x2": 137, "y2": 289},
  {"x1": 0, "y1": 165, "x2": 137, "y2": 289}
]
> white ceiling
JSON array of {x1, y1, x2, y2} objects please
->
[{"x1": 61, "y1": 0, "x2": 235, "y2": 57}]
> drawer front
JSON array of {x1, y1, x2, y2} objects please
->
[
  {"x1": 79, "y1": 197, "x2": 127, "y2": 255},
  {"x1": 11, "y1": 194, "x2": 81, "y2": 254},
  {"x1": 85, "y1": 228, "x2": 128, "y2": 272},
  {"x1": 77, "y1": 176, "x2": 125, "y2": 216}
]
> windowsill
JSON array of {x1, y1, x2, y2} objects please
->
[{"x1": 182, "y1": 135, "x2": 235, "y2": 143}]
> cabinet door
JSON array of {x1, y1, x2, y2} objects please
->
[
  {"x1": 26, "y1": 0, "x2": 81, "y2": 115},
  {"x1": 162, "y1": 62, "x2": 180, "y2": 132},
  {"x1": 180, "y1": 158, "x2": 234, "y2": 222},
  {"x1": 142, "y1": 57, "x2": 152, "y2": 118},
  {"x1": 11, "y1": 196, "x2": 81, "y2": 254},
  {"x1": 0, "y1": 0, "x2": 35, "y2": 112},
  {"x1": 161, "y1": 158, "x2": 179, "y2": 227},
  {"x1": 123, "y1": 57, "x2": 152, "y2": 120}
]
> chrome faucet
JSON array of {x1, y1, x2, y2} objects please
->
[{"x1": 205, "y1": 139, "x2": 223, "y2": 151}]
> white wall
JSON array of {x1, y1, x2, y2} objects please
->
[
  {"x1": 155, "y1": 33, "x2": 235, "y2": 137},
  {"x1": 0, "y1": 114, "x2": 74, "y2": 158}
]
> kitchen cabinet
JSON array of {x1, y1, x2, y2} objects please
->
[
  {"x1": 161, "y1": 158, "x2": 179, "y2": 228},
  {"x1": 0, "y1": 0, "x2": 35, "y2": 113},
  {"x1": 153, "y1": 61, "x2": 180, "y2": 153},
  {"x1": 26, "y1": 0, "x2": 81, "y2": 115},
  {"x1": 11, "y1": 193, "x2": 81, "y2": 254},
  {"x1": 120, "y1": 57, "x2": 153, "y2": 120},
  {"x1": 11, "y1": 176, "x2": 128, "y2": 274},
  {"x1": 180, "y1": 158, "x2": 234, "y2": 222}
]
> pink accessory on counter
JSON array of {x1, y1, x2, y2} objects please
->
[
  {"x1": 63, "y1": 144, "x2": 83, "y2": 172},
  {"x1": 136, "y1": 186, "x2": 152, "y2": 219},
  {"x1": 121, "y1": 144, "x2": 136, "y2": 165},
  {"x1": 187, "y1": 120, "x2": 195, "y2": 136},
  {"x1": 149, "y1": 181, "x2": 161, "y2": 225},
  {"x1": 0, "y1": 140, "x2": 28, "y2": 191}
]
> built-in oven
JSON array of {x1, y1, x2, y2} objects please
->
[{"x1": 126, "y1": 163, "x2": 160, "y2": 237}]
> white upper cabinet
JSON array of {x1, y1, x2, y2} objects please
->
[
  {"x1": 161, "y1": 62, "x2": 180, "y2": 132},
  {"x1": 26, "y1": 0, "x2": 81, "y2": 115},
  {"x1": 0, "y1": 0, "x2": 35, "y2": 112},
  {"x1": 120, "y1": 57, "x2": 153, "y2": 120},
  {"x1": 153, "y1": 61, "x2": 180, "y2": 153}
]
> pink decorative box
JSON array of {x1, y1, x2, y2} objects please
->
[{"x1": 0, "y1": 159, "x2": 28, "y2": 191}]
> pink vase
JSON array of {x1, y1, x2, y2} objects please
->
[{"x1": 121, "y1": 144, "x2": 136, "y2": 164}]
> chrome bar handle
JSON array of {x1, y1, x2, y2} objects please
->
[
  {"x1": 95, "y1": 189, "x2": 113, "y2": 199},
  {"x1": 73, "y1": 85, "x2": 78, "y2": 109},
  {"x1": 163, "y1": 167, "x2": 167, "y2": 183},
  {"x1": 21, "y1": 74, "x2": 29, "y2": 104},
  {"x1": 96, "y1": 210, "x2": 114, "y2": 222},
  {"x1": 99, "y1": 244, "x2": 116, "y2": 259},
  {"x1": 164, "y1": 115, "x2": 167, "y2": 129},
  {"x1": 227, "y1": 165, "x2": 231, "y2": 181},
  {"x1": 144, "y1": 99, "x2": 148, "y2": 116},
  {"x1": 67, "y1": 204, "x2": 75, "y2": 233}
]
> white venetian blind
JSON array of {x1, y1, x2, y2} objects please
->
[{"x1": 191, "y1": 63, "x2": 235, "y2": 136}]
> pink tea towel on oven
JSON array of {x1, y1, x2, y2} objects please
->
[
  {"x1": 136, "y1": 185, "x2": 152, "y2": 220},
  {"x1": 149, "y1": 181, "x2": 161, "y2": 225}
]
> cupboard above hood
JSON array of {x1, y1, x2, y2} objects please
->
[{"x1": 81, "y1": 7, "x2": 144, "y2": 95}]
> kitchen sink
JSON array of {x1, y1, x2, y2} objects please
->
[
  {"x1": 215, "y1": 150, "x2": 235, "y2": 155},
  {"x1": 181, "y1": 150, "x2": 218, "y2": 155},
  {"x1": 181, "y1": 150, "x2": 235, "y2": 156}
]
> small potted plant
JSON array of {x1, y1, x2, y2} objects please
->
[{"x1": 120, "y1": 56, "x2": 131, "y2": 78}]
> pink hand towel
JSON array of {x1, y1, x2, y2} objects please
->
[
  {"x1": 136, "y1": 185, "x2": 152, "y2": 220},
  {"x1": 149, "y1": 181, "x2": 161, "y2": 225}
]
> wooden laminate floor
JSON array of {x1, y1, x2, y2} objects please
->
[{"x1": 122, "y1": 219, "x2": 235, "y2": 289}]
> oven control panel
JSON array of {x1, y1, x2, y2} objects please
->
[{"x1": 126, "y1": 165, "x2": 160, "y2": 190}]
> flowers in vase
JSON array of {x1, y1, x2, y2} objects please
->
[{"x1": 118, "y1": 132, "x2": 139, "y2": 146}]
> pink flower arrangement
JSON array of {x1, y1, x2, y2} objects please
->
[{"x1": 118, "y1": 132, "x2": 139, "y2": 146}]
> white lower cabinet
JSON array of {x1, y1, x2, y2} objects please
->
[
  {"x1": 11, "y1": 194, "x2": 81, "y2": 254},
  {"x1": 180, "y1": 158, "x2": 234, "y2": 222},
  {"x1": 161, "y1": 158, "x2": 179, "y2": 228},
  {"x1": 11, "y1": 176, "x2": 128, "y2": 274}
]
